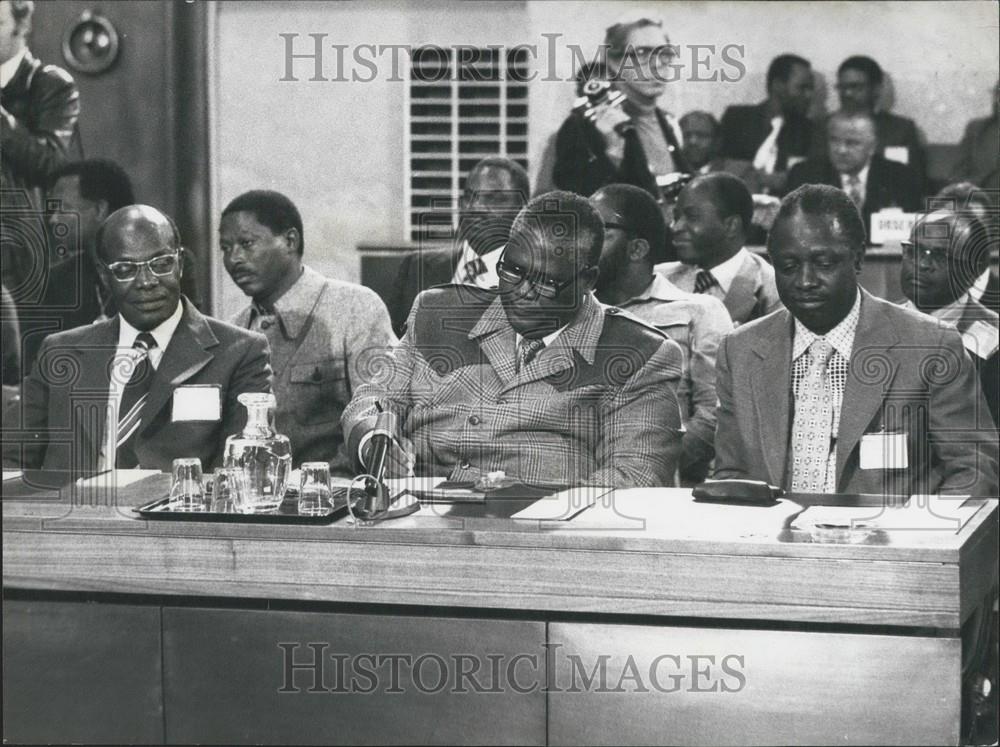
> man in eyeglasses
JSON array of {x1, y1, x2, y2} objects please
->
[
  {"x1": 714, "y1": 184, "x2": 997, "y2": 496},
  {"x1": 15, "y1": 205, "x2": 273, "y2": 475},
  {"x1": 900, "y1": 209, "x2": 998, "y2": 427},
  {"x1": 590, "y1": 183, "x2": 733, "y2": 484},
  {"x1": 553, "y1": 16, "x2": 690, "y2": 198},
  {"x1": 343, "y1": 190, "x2": 684, "y2": 488}
]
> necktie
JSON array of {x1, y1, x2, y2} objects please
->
[
  {"x1": 845, "y1": 174, "x2": 864, "y2": 211},
  {"x1": 462, "y1": 257, "x2": 487, "y2": 284},
  {"x1": 693, "y1": 269, "x2": 718, "y2": 294},
  {"x1": 115, "y1": 332, "x2": 158, "y2": 468},
  {"x1": 790, "y1": 338, "x2": 835, "y2": 493},
  {"x1": 752, "y1": 116, "x2": 784, "y2": 174},
  {"x1": 516, "y1": 337, "x2": 545, "y2": 373}
]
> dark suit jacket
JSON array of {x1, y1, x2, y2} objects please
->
[
  {"x1": 951, "y1": 115, "x2": 999, "y2": 190},
  {"x1": 17, "y1": 298, "x2": 272, "y2": 474},
  {"x1": 720, "y1": 102, "x2": 813, "y2": 170},
  {"x1": 386, "y1": 246, "x2": 459, "y2": 336},
  {"x1": 784, "y1": 155, "x2": 922, "y2": 234},
  {"x1": 955, "y1": 297, "x2": 1000, "y2": 429},
  {"x1": 714, "y1": 291, "x2": 999, "y2": 496},
  {"x1": 553, "y1": 108, "x2": 690, "y2": 197}
]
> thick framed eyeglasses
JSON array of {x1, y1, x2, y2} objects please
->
[
  {"x1": 104, "y1": 251, "x2": 181, "y2": 282},
  {"x1": 496, "y1": 256, "x2": 582, "y2": 300},
  {"x1": 900, "y1": 241, "x2": 949, "y2": 267}
]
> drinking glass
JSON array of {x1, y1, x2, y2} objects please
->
[
  {"x1": 298, "y1": 462, "x2": 333, "y2": 516},
  {"x1": 169, "y1": 458, "x2": 205, "y2": 512},
  {"x1": 213, "y1": 466, "x2": 249, "y2": 513}
]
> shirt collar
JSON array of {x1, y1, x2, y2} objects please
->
[
  {"x1": 117, "y1": 298, "x2": 184, "y2": 351},
  {"x1": 470, "y1": 291, "x2": 605, "y2": 365},
  {"x1": 622, "y1": 273, "x2": 689, "y2": 305},
  {"x1": 253, "y1": 265, "x2": 325, "y2": 339},
  {"x1": 0, "y1": 47, "x2": 27, "y2": 88},
  {"x1": 793, "y1": 288, "x2": 863, "y2": 361},
  {"x1": 705, "y1": 247, "x2": 750, "y2": 294}
]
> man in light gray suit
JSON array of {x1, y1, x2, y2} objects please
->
[
  {"x1": 656, "y1": 173, "x2": 782, "y2": 326},
  {"x1": 714, "y1": 184, "x2": 998, "y2": 497},
  {"x1": 221, "y1": 190, "x2": 396, "y2": 474}
]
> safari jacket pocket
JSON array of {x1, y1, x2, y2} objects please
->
[{"x1": 288, "y1": 359, "x2": 349, "y2": 425}]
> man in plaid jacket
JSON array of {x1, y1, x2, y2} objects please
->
[{"x1": 342, "y1": 191, "x2": 684, "y2": 489}]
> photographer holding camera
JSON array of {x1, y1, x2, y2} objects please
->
[{"x1": 552, "y1": 17, "x2": 690, "y2": 199}]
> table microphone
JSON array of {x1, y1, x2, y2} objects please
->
[{"x1": 358, "y1": 403, "x2": 396, "y2": 518}]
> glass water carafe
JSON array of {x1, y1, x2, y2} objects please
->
[{"x1": 223, "y1": 393, "x2": 292, "y2": 512}]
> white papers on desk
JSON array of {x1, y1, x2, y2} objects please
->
[
  {"x1": 76, "y1": 469, "x2": 161, "y2": 489},
  {"x1": 793, "y1": 495, "x2": 981, "y2": 533},
  {"x1": 3, "y1": 470, "x2": 23, "y2": 481},
  {"x1": 511, "y1": 486, "x2": 613, "y2": 521}
]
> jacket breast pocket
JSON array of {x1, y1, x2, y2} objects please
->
[{"x1": 287, "y1": 359, "x2": 349, "y2": 426}]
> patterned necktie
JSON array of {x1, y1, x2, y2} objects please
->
[
  {"x1": 790, "y1": 338, "x2": 835, "y2": 493},
  {"x1": 752, "y1": 116, "x2": 784, "y2": 174},
  {"x1": 845, "y1": 174, "x2": 864, "y2": 211},
  {"x1": 693, "y1": 269, "x2": 718, "y2": 294},
  {"x1": 115, "y1": 332, "x2": 158, "y2": 468},
  {"x1": 462, "y1": 257, "x2": 487, "y2": 284},
  {"x1": 516, "y1": 337, "x2": 545, "y2": 373}
]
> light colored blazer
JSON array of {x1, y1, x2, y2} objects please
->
[
  {"x1": 713, "y1": 290, "x2": 998, "y2": 497},
  {"x1": 343, "y1": 286, "x2": 684, "y2": 488},
  {"x1": 656, "y1": 251, "x2": 783, "y2": 326},
  {"x1": 231, "y1": 266, "x2": 397, "y2": 474}
]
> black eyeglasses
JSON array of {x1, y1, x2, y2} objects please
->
[
  {"x1": 900, "y1": 241, "x2": 949, "y2": 267},
  {"x1": 104, "y1": 251, "x2": 181, "y2": 282},
  {"x1": 496, "y1": 255, "x2": 586, "y2": 299}
]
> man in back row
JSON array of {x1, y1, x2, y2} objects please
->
[
  {"x1": 343, "y1": 191, "x2": 684, "y2": 488},
  {"x1": 714, "y1": 184, "x2": 997, "y2": 496},
  {"x1": 221, "y1": 190, "x2": 396, "y2": 474}
]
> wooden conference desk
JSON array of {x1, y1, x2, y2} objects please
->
[{"x1": 3, "y1": 472, "x2": 997, "y2": 745}]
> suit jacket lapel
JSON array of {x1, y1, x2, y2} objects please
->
[
  {"x1": 140, "y1": 301, "x2": 218, "y2": 431},
  {"x1": 749, "y1": 312, "x2": 793, "y2": 485},
  {"x1": 73, "y1": 318, "x2": 120, "y2": 458},
  {"x1": 835, "y1": 291, "x2": 899, "y2": 485}
]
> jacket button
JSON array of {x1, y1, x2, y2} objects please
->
[
  {"x1": 260, "y1": 319, "x2": 272, "y2": 330},
  {"x1": 468, "y1": 415, "x2": 481, "y2": 425},
  {"x1": 460, "y1": 461, "x2": 470, "y2": 470},
  {"x1": 496, "y1": 398, "x2": 507, "y2": 405}
]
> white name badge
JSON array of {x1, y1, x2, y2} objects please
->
[
  {"x1": 962, "y1": 321, "x2": 1000, "y2": 359},
  {"x1": 883, "y1": 146, "x2": 910, "y2": 165},
  {"x1": 172, "y1": 385, "x2": 221, "y2": 422},
  {"x1": 869, "y1": 210, "x2": 917, "y2": 246},
  {"x1": 860, "y1": 431, "x2": 909, "y2": 470}
]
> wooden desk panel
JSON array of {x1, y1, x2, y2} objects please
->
[{"x1": 2, "y1": 600, "x2": 164, "y2": 744}]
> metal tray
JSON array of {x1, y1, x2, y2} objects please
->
[{"x1": 134, "y1": 487, "x2": 354, "y2": 524}]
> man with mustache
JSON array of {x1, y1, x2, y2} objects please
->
[
  {"x1": 16, "y1": 205, "x2": 273, "y2": 474},
  {"x1": 343, "y1": 191, "x2": 684, "y2": 488},
  {"x1": 221, "y1": 190, "x2": 395, "y2": 473},
  {"x1": 714, "y1": 184, "x2": 997, "y2": 496},
  {"x1": 388, "y1": 157, "x2": 529, "y2": 334}
]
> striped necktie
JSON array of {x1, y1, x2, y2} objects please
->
[
  {"x1": 115, "y1": 332, "x2": 157, "y2": 468},
  {"x1": 693, "y1": 269, "x2": 718, "y2": 294}
]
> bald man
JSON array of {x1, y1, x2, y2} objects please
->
[
  {"x1": 16, "y1": 205, "x2": 272, "y2": 475},
  {"x1": 900, "y1": 209, "x2": 999, "y2": 427},
  {"x1": 785, "y1": 110, "x2": 921, "y2": 233}
]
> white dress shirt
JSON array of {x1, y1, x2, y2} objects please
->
[
  {"x1": 99, "y1": 301, "x2": 184, "y2": 470},
  {"x1": 705, "y1": 247, "x2": 752, "y2": 296}
]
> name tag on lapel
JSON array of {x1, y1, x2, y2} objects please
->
[
  {"x1": 172, "y1": 385, "x2": 221, "y2": 422},
  {"x1": 860, "y1": 431, "x2": 908, "y2": 470},
  {"x1": 883, "y1": 146, "x2": 910, "y2": 165},
  {"x1": 962, "y1": 321, "x2": 1000, "y2": 359}
]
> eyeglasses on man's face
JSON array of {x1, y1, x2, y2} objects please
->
[
  {"x1": 900, "y1": 241, "x2": 949, "y2": 268},
  {"x1": 104, "y1": 251, "x2": 181, "y2": 282},
  {"x1": 496, "y1": 255, "x2": 585, "y2": 300}
]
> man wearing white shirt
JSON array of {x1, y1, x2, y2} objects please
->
[
  {"x1": 16, "y1": 205, "x2": 272, "y2": 475},
  {"x1": 656, "y1": 173, "x2": 782, "y2": 325},
  {"x1": 900, "y1": 209, "x2": 998, "y2": 427}
]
